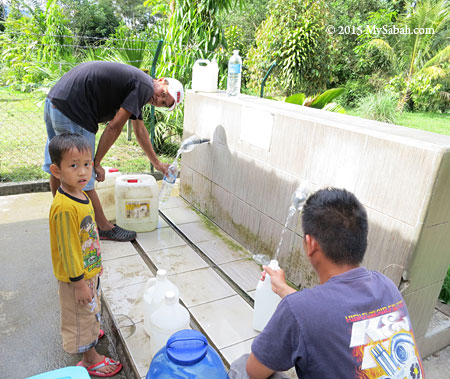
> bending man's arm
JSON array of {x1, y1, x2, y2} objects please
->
[
  {"x1": 94, "y1": 107, "x2": 131, "y2": 181},
  {"x1": 246, "y1": 353, "x2": 275, "y2": 379},
  {"x1": 132, "y1": 119, "x2": 169, "y2": 175}
]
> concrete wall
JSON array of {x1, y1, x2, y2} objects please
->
[{"x1": 179, "y1": 90, "x2": 450, "y2": 348}]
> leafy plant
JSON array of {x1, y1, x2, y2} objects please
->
[
  {"x1": 246, "y1": 0, "x2": 331, "y2": 97},
  {"x1": 285, "y1": 88, "x2": 346, "y2": 113},
  {"x1": 364, "y1": 0, "x2": 450, "y2": 110},
  {"x1": 439, "y1": 265, "x2": 450, "y2": 305},
  {"x1": 356, "y1": 91, "x2": 399, "y2": 123}
]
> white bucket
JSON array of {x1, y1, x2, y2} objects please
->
[
  {"x1": 149, "y1": 291, "x2": 190, "y2": 354},
  {"x1": 143, "y1": 269, "x2": 179, "y2": 337},
  {"x1": 94, "y1": 167, "x2": 122, "y2": 221},
  {"x1": 115, "y1": 174, "x2": 159, "y2": 232},
  {"x1": 192, "y1": 59, "x2": 218, "y2": 92}
]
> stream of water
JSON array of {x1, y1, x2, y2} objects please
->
[{"x1": 253, "y1": 184, "x2": 310, "y2": 266}]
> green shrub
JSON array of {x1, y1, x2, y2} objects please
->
[
  {"x1": 246, "y1": 0, "x2": 330, "y2": 97},
  {"x1": 356, "y1": 91, "x2": 399, "y2": 124},
  {"x1": 439, "y1": 266, "x2": 450, "y2": 305},
  {"x1": 340, "y1": 79, "x2": 373, "y2": 107}
]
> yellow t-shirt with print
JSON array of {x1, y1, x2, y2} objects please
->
[{"x1": 49, "y1": 188, "x2": 102, "y2": 282}]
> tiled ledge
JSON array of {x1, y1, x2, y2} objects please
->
[{"x1": 100, "y1": 195, "x2": 295, "y2": 378}]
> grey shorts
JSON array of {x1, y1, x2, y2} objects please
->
[{"x1": 42, "y1": 98, "x2": 96, "y2": 191}]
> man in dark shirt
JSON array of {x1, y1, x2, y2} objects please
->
[
  {"x1": 229, "y1": 188, "x2": 423, "y2": 379},
  {"x1": 43, "y1": 61, "x2": 184, "y2": 241}
]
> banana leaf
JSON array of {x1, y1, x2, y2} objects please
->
[
  {"x1": 309, "y1": 88, "x2": 345, "y2": 109},
  {"x1": 285, "y1": 93, "x2": 306, "y2": 105}
]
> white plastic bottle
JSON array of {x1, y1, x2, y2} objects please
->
[
  {"x1": 143, "y1": 269, "x2": 179, "y2": 337},
  {"x1": 149, "y1": 291, "x2": 190, "y2": 354},
  {"x1": 159, "y1": 162, "x2": 178, "y2": 204},
  {"x1": 253, "y1": 260, "x2": 281, "y2": 332},
  {"x1": 227, "y1": 50, "x2": 242, "y2": 96}
]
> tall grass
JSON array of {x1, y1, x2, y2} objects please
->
[{"x1": 356, "y1": 91, "x2": 399, "y2": 124}]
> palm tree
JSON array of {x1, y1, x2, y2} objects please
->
[{"x1": 368, "y1": 0, "x2": 450, "y2": 110}]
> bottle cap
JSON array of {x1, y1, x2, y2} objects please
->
[
  {"x1": 157, "y1": 269, "x2": 167, "y2": 280},
  {"x1": 164, "y1": 291, "x2": 177, "y2": 305},
  {"x1": 166, "y1": 330, "x2": 208, "y2": 366},
  {"x1": 268, "y1": 260, "x2": 280, "y2": 270}
]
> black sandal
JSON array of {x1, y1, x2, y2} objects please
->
[{"x1": 98, "y1": 225, "x2": 136, "y2": 242}]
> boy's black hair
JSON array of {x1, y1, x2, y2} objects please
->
[
  {"x1": 301, "y1": 188, "x2": 368, "y2": 265},
  {"x1": 48, "y1": 132, "x2": 91, "y2": 167}
]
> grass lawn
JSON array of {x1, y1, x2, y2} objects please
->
[{"x1": 347, "y1": 109, "x2": 450, "y2": 135}]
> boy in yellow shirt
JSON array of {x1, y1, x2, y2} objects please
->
[{"x1": 48, "y1": 132, "x2": 122, "y2": 377}]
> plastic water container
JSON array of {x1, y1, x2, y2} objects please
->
[
  {"x1": 94, "y1": 167, "x2": 122, "y2": 221},
  {"x1": 149, "y1": 291, "x2": 190, "y2": 354},
  {"x1": 253, "y1": 259, "x2": 281, "y2": 331},
  {"x1": 27, "y1": 366, "x2": 90, "y2": 379},
  {"x1": 147, "y1": 329, "x2": 228, "y2": 379},
  {"x1": 115, "y1": 174, "x2": 159, "y2": 232},
  {"x1": 227, "y1": 50, "x2": 242, "y2": 96},
  {"x1": 192, "y1": 59, "x2": 219, "y2": 92},
  {"x1": 144, "y1": 269, "x2": 179, "y2": 337}
]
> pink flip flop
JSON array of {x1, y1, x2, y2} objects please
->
[
  {"x1": 77, "y1": 357, "x2": 122, "y2": 377},
  {"x1": 98, "y1": 329, "x2": 105, "y2": 340}
]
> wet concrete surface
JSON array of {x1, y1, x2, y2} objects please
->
[
  {"x1": 0, "y1": 217, "x2": 127, "y2": 379},
  {"x1": 1, "y1": 191, "x2": 449, "y2": 378}
]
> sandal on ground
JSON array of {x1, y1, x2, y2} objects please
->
[
  {"x1": 98, "y1": 329, "x2": 104, "y2": 340},
  {"x1": 77, "y1": 357, "x2": 122, "y2": 377},
  {"x1": 98, "y1": 224, "x2": 136, "y2": 242}
]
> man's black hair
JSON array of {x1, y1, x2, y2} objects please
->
[
  {"x1": 48, "y1": 132, "x2": 91, "y2": 167},
  {"x1": 301, "y1": 187, "x2": 368, "y2": 265}
]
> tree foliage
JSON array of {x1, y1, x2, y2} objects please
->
[
  {"x1": 58, "y1": 0, "x2": 120, "y2": 45},
  {"x1": 246, "y1": 0, "x2": 331, "y2": 96},
  {"x1": 367, "y1": 0, "x2": 450, "y2": 110}
]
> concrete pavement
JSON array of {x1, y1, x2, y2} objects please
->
[{"x1": 0, "y1": 191, "x2": 449, "y2": 378}]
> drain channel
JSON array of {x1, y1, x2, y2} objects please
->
[{"x1": 157, "y1": 209, "x2": 255, "y2": 308}]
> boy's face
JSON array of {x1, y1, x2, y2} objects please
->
[{"x1": 52, "y1": 148, "x2": 93, "y2": 192}]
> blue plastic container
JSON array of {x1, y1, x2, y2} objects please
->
[
  {"x1": 147, "y1": 329, "x2": 228, "y2": 378},
  {"x1": 27, "y1": 366, "x2": 90, "y2": 379}
]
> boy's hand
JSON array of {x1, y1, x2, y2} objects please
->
[{"x1": 73, "y1": 280, "x2": 93, "y2": 305}]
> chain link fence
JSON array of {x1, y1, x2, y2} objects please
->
[
  {"x1": 0, "y1": 33, "x2": 169, "y2": 183},
  {"x1": 0, "y1": 87, "x2": 49, "y2": 182}
]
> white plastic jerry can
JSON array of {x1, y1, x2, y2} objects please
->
[
  {"x1": 253, "y1": 260, "x2": 281, "y2": 332},
  {"x1": 149, "y1": 291, "x2": 190, "y2": 354},
  {"x1": 94, "y1": 167, "x2": 122, "y2": 221},
  {"x1": 143, "y1": 269, "x2": 179, "y2": 337},
  {"x1": 192, "y1": 59, "x2": 219, "y2": 92},
  {"x1": 115, "y1": 174, "x2": 159, "y2": 232}
]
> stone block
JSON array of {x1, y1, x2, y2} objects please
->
[
  {"x1": 363, "y1": 208, "x2": 415, "y2": 286},
  {"x1": 403, "y1": 281, "x2": 445, "y2": 339},
  {"x1": 355, "y1": 136, "x2": 438, "y2": 226},
  {"x1": 424, "y1": 153, "x2": 450, "y2": 228},
  {"x1": 404, "y1": 222, "x2": 450, "y2": 293}
]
